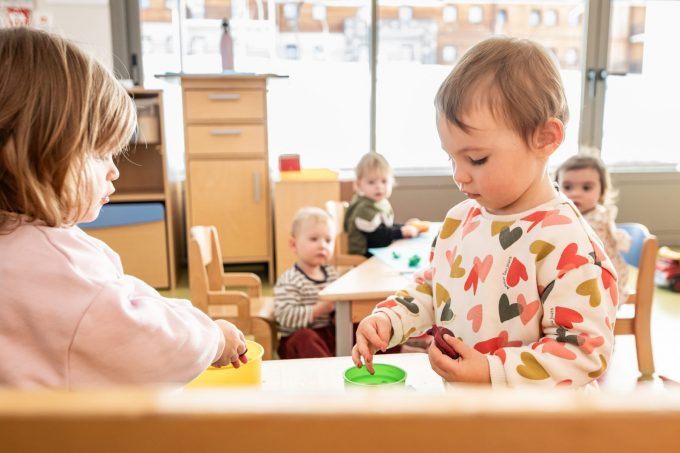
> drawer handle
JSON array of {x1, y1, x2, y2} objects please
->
[
  {"x1": 209, "y1": 129, "x2": 242, "y2": 136},
  {"x1": 208, "y1": 93, "x2": 241, "y2": 101},
  {"x1": 253, "y1": 172, "x2": 261, "y2": 203}
]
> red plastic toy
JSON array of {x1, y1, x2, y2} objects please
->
[{"x1": 656, "y1": 247, "x2": 680, "y2": 293}]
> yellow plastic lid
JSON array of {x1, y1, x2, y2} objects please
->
[{"x1": 279, "y1": 168, "x2": 338, "y2": 181}]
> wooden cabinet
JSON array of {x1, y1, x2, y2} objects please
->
[
  {"x1": 180, "y1": 75, "x2": 274, "y2": 282},
  {"x1": 82, "y1": 89, "x2": 178, "y2": 289},
  {"x1": 274, "y1": 179, "x2": 341, "y2": 277}
]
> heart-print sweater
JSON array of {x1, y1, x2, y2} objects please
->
[{"x1": 374, "y1": 193, "x2": 618, "y2": 388}]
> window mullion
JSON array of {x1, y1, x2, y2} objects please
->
[{"x1": 579, "y1": 0, "x2": 611, "y2": 154}]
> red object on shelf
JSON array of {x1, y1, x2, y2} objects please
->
[{"x1": 279, "y1": 154, "x2": 301, "y2": 172}]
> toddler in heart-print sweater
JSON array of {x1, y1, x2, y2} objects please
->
[{"x1": 351, "y1": 37, "x2": 618, "y2": 388}]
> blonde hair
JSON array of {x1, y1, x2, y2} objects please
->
[
  {"x1": 435, "y1": 37, "x2": 569, "y2": 146},
  {"x1": 355, "y1": 152, "x2": 393, "y2": 181},
  {"x1": 555, "y1": 155, "x2": 617, "y2": 205},
  {"x1": 0, "y1": 27, "x2": 136, "y2": 231},
  {"x1": 291, "y1": 207, "x2": 334, "y2": 237}
]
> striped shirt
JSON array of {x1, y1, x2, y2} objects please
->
[{"x1": 274, "y1": 264, "x2": 338, "y2": 337}]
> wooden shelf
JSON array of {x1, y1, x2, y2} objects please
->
[{"x1": 110, "y1": 191, "x2": 167, "y2": 202}]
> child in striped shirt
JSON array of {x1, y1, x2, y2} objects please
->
[{"x1": 274, "y1": 207, "x2": 339, "y2": 358}]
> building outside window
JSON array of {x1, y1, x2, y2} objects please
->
[{"x1": 138, "y1": 0, "x2": 678, "y2": 171}]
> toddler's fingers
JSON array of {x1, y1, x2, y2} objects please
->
[
  {"x1": 444, "y1": 335, "x2": 469, "y2": 358},
  {"x1": 351, "y1": 345, "x2": 363, "y2": 368},
  {"x1": 363, "y1": 328, "x2": 387, "y2": 352},
  {"x1": 427, "y1": 343, "x2": 455, "y2": 379},
  {"x1": 364, "y1": 353, "x2": 376, "y2": 375}
]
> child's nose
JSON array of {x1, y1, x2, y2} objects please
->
[
  {"x1": 453, "y1": 165, "x2": 470, "y2": 185},
  {"x1": 109, "y1": 163, "x2": 120, "y2": 181}
]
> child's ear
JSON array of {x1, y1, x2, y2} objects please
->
[
  {"x1": 533, "y1": 118, "x2": 564, "y2": 157},
  {"x1": 288, "y1": 236, "x2": 297, "y2": 251}
]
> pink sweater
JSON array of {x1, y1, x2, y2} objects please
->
[{"x1": 0, "y1": 222, "x2": 223, "y2": 389}]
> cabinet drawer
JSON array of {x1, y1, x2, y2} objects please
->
[
  {"x1": 186, "y1": 124, "x2": 266, "y2": 157},
  {"x1": 184, "y1": 90, "x2": 264, "y2": 121}
]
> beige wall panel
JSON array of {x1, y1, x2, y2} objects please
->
[{"x1": 388, "y1": 173, "x2": 680, "y2": 246}]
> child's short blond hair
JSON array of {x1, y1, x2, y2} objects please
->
[
  {"x1": 435, "y1": 37, "x2": 569, "y2": 146},
  {"x1": 355, "y1": 152, "x2": 393, "y2": 181},
  {"x1": 0, "y1": 28, "x2": 136, "y2": 231},
  {"x1": 291, "y1": 207, "x2": 334, "y2": 237}
]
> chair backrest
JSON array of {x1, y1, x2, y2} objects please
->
[
  {"x1": 189, "y1": 225, "x2": 224, "y2": 313},
  {"x1": 617, "y1": 223, "x2": 650, "y2": 267},
  {"x1": 325, "y1": 200, "x2": 366, "y2": 270},
  {"x1": 325, "y1": 200, "x2": 350, "y2": 256},
  {"x1": 612, "y1": 223, "x2": 657, "y2": 378}
]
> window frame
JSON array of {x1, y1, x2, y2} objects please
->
[{"x1": 118, "y1": 0, "x2": 670, "y2": 171}]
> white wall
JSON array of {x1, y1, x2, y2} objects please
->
[
  {"x1": 34, "y1": 0, "x2": 113, "y2": 69},
  {"x1": 389, "y1": 173, "x2": 680, "y2": 247}
]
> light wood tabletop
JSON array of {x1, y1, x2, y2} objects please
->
[
  {"x1": 319, "y1": 237, "x2": 429, "y2": 356},
  {"x1": 261, "y1": 352, "x2": 444, "y2": 393}
]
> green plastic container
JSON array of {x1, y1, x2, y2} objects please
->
[{"x1": 344, "y1": 364, "x2": 407, "y2": 387}]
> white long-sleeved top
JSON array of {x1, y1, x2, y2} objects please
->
[
  {"x1": 374, "y1": 193, "x2": 618, "y2": 388},
  {"x1": 0, "y1": 222, "x2": 224, "y2": 389}
]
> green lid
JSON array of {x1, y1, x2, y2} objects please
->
[{"x1": 344, "y1": 363, "x2": 407, "y2": 386}]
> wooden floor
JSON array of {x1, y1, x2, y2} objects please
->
[{"x1": 162, "y1": 267, "x2": 680, "y2": 390}]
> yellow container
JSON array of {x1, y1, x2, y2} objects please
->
[
  {"x1": 186, "y1": 340, "x2": 264, "y2": 388},
  {"x1": 279, "y1": 168, "x2": 338, "y2": 181}
]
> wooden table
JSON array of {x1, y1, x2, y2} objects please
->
[
  {"x1": 319, "y1": 246, "x2": 413, "y2": 356},
  {"x1": 319, "y1": 223, "x2": 439, "y2": 356},
  {"x1": 261, "y1": 352, "x2": 444, "y2": 393}
]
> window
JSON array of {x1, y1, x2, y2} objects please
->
[
  {"x1": 134, "y1": 0, "x2": 677, "y2": 171},
  {"x1": 600, "y1": 0, "x2": 679, "y2": 167},
  {"x1": 442, "y1": 45, "x2": 457, "y2": 63},
  {"x1": 495, "y1": 9, "x2": 508, "y2": 34},
  {"x1": 529, "y1": 9, "x2": 541, "y2": 27},
  {"x1": 442, "y1": 5, "x2": 457, "y2": 23},
  {"x1": 468, "y1": 6, "x2": 483, "y2": 24},
  {"x1": 545, "y1": 9, "x2": 558, "y2": 27},
  {"x1": 376, "y1": 1, "x2": 583, "y2": 169},
  {"x1": 565, "y1": 47, "x2": 579, "y2": 66}
]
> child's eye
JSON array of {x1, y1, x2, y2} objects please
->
[
  {"x1": 562, "y1": 183, "x2": 572, "y2": 191},
  {"x1": 470, "y1": 157, "x2": 487, "y2": 166},
  {"x1": 583, "y1": 184, "x2": 593, "y2": 192},
  {"x1": 94, "y1": 153, "x2": 113, "y2": 163}
]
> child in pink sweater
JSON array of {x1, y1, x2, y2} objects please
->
[{"x1": 0, "y1": 28, "x2": 246, "y2": 389}]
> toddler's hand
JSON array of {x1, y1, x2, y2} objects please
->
[
  {"x1": 213, "y1": 319, "x2": 248, "y2": 368},
  {"x1": 427, "y1": 334, "x2": 491, "y2": 384},
  {"x1": 312, "y1": 300, "x2": 335, "y2": 318},
  {"x1": 401, "y1": 224, "x2": 419, "y2": 238},
  {"x1": 351, "y1": 313, "x2": 392, "y2": 374}
]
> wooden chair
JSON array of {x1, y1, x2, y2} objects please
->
[
  {"x1": 189, "y1": 225, "x2": 277, "y2": 359},
  {"x1": 614, "y1": 223, "x2": 658, "y2": 380},
  {"x1": 325, "y1": 200, "x2": 366, "y2": 272}
]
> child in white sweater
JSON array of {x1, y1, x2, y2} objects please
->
[{"x1": 352, "y1": 37, "x2": 618, "y2": 388}]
